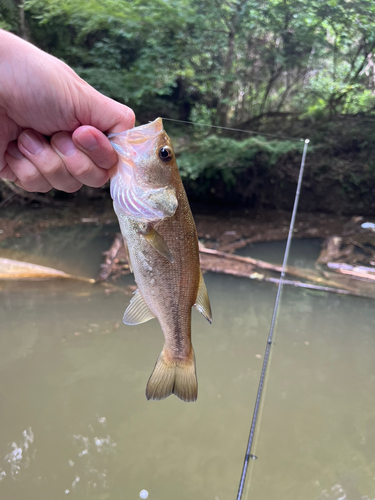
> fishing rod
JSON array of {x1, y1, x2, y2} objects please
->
[
  {"x1": 162, "y1": 116, "x2": 310, "y2": 498},
  {"x1": 236, "y1": 138, "x2": 309, "y2": 500}
]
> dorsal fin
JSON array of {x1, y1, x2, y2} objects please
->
[
  {"x1": 194, "y1": 271, "x2": 212, "y2": 323},
  {"x1": 123, "y1": 289, "x2": 155, "y2": 325}
]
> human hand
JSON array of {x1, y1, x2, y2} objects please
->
[{"x1": 0, "y1": 30, "x2": 135, "y2": 192}]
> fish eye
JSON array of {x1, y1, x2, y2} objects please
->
[{"x1": 158, "y1": 146, "x2": 173, "y2": 162}]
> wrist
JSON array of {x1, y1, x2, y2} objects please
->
[{"x1": 0, "y1": 30, "x2": 29, "y2": 109}]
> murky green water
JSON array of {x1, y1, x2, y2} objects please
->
[{"x1": 0, "y1": 218, "x2": 375, "y2": 500}]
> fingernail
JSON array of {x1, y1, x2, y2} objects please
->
[
  {"x1": 75, "y1": 130, "x2": 98, "y2": 152},
  {"x1": 19, "y1": 132, "x2": 43, "y2": 155},
  {"x1": 54, "y1": 135, "x2": 76, "y2": 157},
  {"x1": 7, "y1": 142, "x2": 24, "y2": 160}
]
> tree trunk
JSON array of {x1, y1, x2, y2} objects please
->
[
  {"x1": 217, "y1": 29, "x2": 235, "y2": 126},
  {"x1": 13, "y1": 1, "x2": 29, "y2": 40}
]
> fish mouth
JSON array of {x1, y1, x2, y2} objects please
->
[
  {"x1": 108, "y1": 117, "x2": 164, "y2": 144},
  {"x1": 109, "y1": 117, "x2": 164, "y2": 163}
]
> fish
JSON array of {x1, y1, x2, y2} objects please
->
[{"x1": 109, "y1": 117, "x2": 212, "y2": 402}]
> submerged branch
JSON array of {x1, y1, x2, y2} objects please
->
[
  {"x1": 0, "y1": 179, "x2": 69, "y2": 206},
  {"x1": 210, "y1": 263, "x2": 359, "y2": 297},
  {"x1": 199, "y1": 246, "x2": 327, "y2": 283},
  {"x1": 198, "y1": 247, "x2": 375, "y2": 300},
  {"x1": 98, "y1": 231, "x2": 375, "y2": 301},
  {"x1": 0, "y1": 257, "x2": 95, "y2": 283},
  {"x1": 97, "y1": 233, "x2": 124, "y2": 282}
]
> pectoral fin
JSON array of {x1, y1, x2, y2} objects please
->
[
  {"x1": 123, "y1": 289, "x2": 155, "y2": 325},
  {"x1": 194, "y1": 271, "x2": 212, "y2": 323},
  {"x1": 141, "y1": 227, "x2": 174, "y2": 263}
]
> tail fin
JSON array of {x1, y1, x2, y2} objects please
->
[{"x1": 146, "y1": 348, "x2": 197, "y2": 402}]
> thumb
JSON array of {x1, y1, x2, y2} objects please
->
[
  {"x1": 70, "y1": 87, "x2": 135, "y2": 175},
  {"x1": 78, "y1": 84, "x2": 135, "y2": 134}
]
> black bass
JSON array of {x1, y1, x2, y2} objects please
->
[{"x1": 109, "y1": 118, "x2": 212, "y2": 402}]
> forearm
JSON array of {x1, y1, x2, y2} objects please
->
[
  {"x1": 0, "y1": 29, "x2": 58, "y2": 65},
  {"x1": 0, "y1": 29, "x2": 22, "y2": 58},
  {"x1": 0, "y1": 30, "x2": 45, "y2": 73},
  {"x1": 0, "y1": 30, "x2": 26, "y2": 108}
]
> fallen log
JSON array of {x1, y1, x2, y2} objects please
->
[
  {"x1": 327, "y1": 262, "x2": 375, "y2": 282},
  {"x1": 199, "y1": 252, "x2": 369, "y2": 298},
  {"x1": 327, "y1": 262, "x2": 375, "y2": 274},
  {"x1": 199, "y1": 247, "x2": 331, "y2": 284},
  {"x1": 97, "y1": 235, "x2": 375, "y2": 300},
  {"x1": 208, "y1": 266, "x2": 361, "y2": 297},
  {"x1": 199, "y1": 247, "x2": 375, "y2": 300},
  {"x1": 0, "y1": 257, "x2": 95, "y2": 283}
]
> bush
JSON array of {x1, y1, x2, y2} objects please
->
[{"x1": 177, "y1": 134, "x2": 303, "y2": 196}]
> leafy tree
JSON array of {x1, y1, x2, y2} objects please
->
[
  {"x1": 20, "y1": 0, "x2": 375, "y2": 124},
  {"x1": 1, "y1": 0, "x2": 375, "y2": 213}
]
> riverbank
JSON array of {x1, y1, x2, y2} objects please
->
[
  {"x1": 1, "y1": 202, "x2": 374, "y2": 269},
  {"x1": 0, "y1": 201, "x2": 353, "y2": 248}
]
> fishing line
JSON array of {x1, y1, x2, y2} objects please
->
[
  {"x1": 158, "y1": 116, "x2": 309, "y2": 495},
  {"x1": 236, "y1": 139, "x2": 310, "y2": 500},
  {"x1": 161, "y1": 117, "x2": 306, "y2": 142}
]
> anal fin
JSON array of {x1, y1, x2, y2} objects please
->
[
  {"x1": 123, "y1": 289, "x2": 155, "y2": 325},
  {"x1": 194, "y1": 271, "x2": 212, "y2": 323}
]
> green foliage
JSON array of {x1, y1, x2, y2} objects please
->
[
  {"x1": 306, "y1": 63, "x2": 375, "y2": 115},
  {"x1": 20, "y1": 0, "x2": 375, "y2": 125},
  {"x1": 177, "y1": 134, "x2": 302, "y2": 192},
  {"x1": 24, "y1": 0, "x2": 192, "y2": 106},
  {"x1": 2, "y1": 0, "x2": 375, "y2": 212},
  {"x1": 0, "y1": 0, "x2": 18, "y2": 31}
]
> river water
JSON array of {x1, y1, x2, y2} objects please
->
[{"x1": 0, "y1": 215, "x2": 374, "y2": 500}]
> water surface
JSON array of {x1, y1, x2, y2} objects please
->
[{"x1": 0, "y1": 220, "x2": 374, "y2": 500}]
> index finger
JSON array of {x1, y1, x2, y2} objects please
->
[{"x1": 72, "y1": 126, "x2": 118, "y2": 170}]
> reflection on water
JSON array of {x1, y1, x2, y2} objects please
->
[
  {"x1": 317, "y1": 483, "x2": 374, "y2": 500},
  {"x1": 237, "y1": 237, "x2": 323, "y2": 269},
  {"x1": 1, "y1": 428, "x2": 34, "y2": 481},
  {"x1": 0, "y1": 222, "x2": 375, "y2": 500},
  {"x1": 64, "y1": 414, "x2": 116, "y2": 495}
]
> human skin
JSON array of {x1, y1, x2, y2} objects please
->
[{"x1": 0, "y1": 29, "x2": 135, "y2": 192}]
